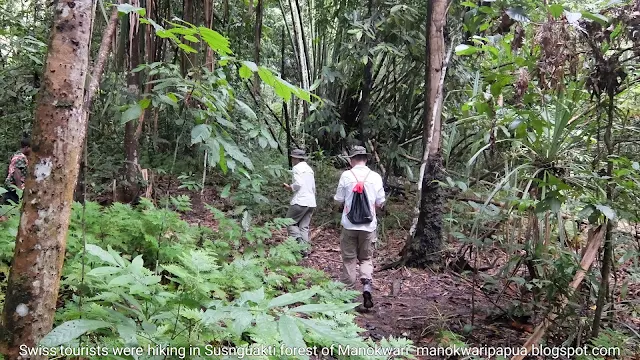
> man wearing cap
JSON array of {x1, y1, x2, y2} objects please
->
[
  {"x1": 334, "y1": 145, "x2": 385, "y2": 309},
  {"x1": 283, "y1": 149, "x2": 316, "y2": 255}
]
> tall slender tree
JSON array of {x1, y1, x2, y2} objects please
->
[
  {"x1": 123, "y1": 1, "x2": 142, "y2": 202},
  {"x1": 0, "y1": 1, "x2": 93, "y2": 358},
  {"x1": 403, "y1": 0, "x2": 449, "y2": 268}
]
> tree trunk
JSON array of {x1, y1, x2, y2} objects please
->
[
  {"x1": 253, "y1": 0, "x2": 263, "y2": 95},
  {"x1": 404, "y1": 0, "x2": 447, "y2": 268},
  {"x1": 0, "y1": 1, "x2": 93, "y2": 358},
  {"x1": 123, "y1": 4, "x2": 142, "y2": 203},
  {"x1": 204, "y1": 0, "x2": 214, "y2": 70},
  {"x1": 591, "y1": 87, "x2": 617, "y2": 338},
  {"x1": 281, "y1": 27, "x2": 293, "y2": 168},
  {"x1": 288, "y1": 0, "x2": 309, "y2": 128},
  {"x1": 74, "y1": 6, "x2": 120, "y2": 203}
]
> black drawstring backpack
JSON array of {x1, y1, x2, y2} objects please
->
[{"x1": 346, "y1": 170, "x2": 373, "y2": 224}]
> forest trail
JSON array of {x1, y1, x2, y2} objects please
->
[
  {"x1": 301, "y1": 228, "x2": 530, "y2": 358},
  {"x1": 175, "y1": 185, "x2": 532, "y2": 357}
]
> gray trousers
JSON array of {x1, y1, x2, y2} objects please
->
[{"x1": 286, "y1": 204, "x2": 315, "y2": 242}]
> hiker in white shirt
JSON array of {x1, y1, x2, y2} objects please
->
[
  {"x1": 283, "y1": 149, "x2": 316, "y2": 255},
  {"x1": 334, "y1": 145, "x2": 385, "y2": 309}
]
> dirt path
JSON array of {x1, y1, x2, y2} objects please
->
[{"x1": 301, "y1": 228, "x2": 530, "y2": 359}]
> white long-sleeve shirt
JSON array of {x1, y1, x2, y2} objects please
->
[
  {"x1": 290, "y1": 161, "x2": 317, "y2": 207},
  {"x1": 334, "y1": 165, "x2": 385, "y2": 232}
]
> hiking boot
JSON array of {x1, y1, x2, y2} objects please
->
[
  {"x1": 362, "y1": 278, "x2": 374, "y2": 309},
  {"x1": 296, "y1": 238, "x2": 310, "y2": 258}
]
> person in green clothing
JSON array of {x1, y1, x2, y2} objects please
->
[{"x1": 2, "y1": 136, "x2": 31, "y2": 205}]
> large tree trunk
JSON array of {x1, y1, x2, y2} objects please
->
[
  {"x1": 404, "y1": 0, "x2": 447, "y2": 268},
  {"x1": 123, "y1": 4, "x2": 142, "y2": 203},
  {"x1": 0, "y1": 1, "x2": 93, "y2": 358}
]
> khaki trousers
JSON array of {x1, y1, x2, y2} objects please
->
[
  {"x1": 340, "y1": 229, "x2": 375, "y2": 289},
  {"x1": 286, "y1": 204, "x2": 315, "y2": 242}
]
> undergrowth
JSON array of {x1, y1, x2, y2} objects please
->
[{"x1": 0, "y1": 199, "x2": 415, "y2": 359}]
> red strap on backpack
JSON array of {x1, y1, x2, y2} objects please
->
[{"x1": 349, "y1": 170, "x2": 371, "y2": 194}]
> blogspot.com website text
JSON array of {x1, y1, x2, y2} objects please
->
[{"x1": 414, "y1": 344, "x2": 620, "y2": 358}]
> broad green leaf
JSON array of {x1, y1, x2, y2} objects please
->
[
  {"x1": 258, "y1": 67, "x2": 292, "y2": 102},
  {"x1": 610, "y1": 23, "x2": 623, "y2": 41},
  {"x1": 137, "y1": 99, "x2": 150, "y2": 112},
  {"x1": 86, "y1": 244, "x2": 121, "y2": 267},
  {"x1": 595, "y1": 205, "x2": 616, "y2": 220},
  {"x1": 219, "y1": 139, "x2": 253, "y2": 170},
  {"x1": 140, "y1": 18, "x2": 163, "y2": 31},
  {"x1": 297, "y1": 318, "x2": 356, "y2": 345},
  {"x1": 184, "y1": 35, "x2": 199, "y2": 43},
  {"x1": 109, "y1": 274, "x2": 135, "y2": 286},
  {"x1": 268, "y1": 288, "x2": 316, "y2": 308},
  {"x1": 260, "y1": 127, "x2": 278, "y2": 148},
  {"x1": 239, "y1": 63, "x2": 253, "y2": 79},
  {"x1": 220, "y1": 184, "x2": 231, "y2": 198},
  {"x1": 87, "y1": 266, "x2": 122, "y2": 277},
  {"x1": 581, "y1": 11, "x2": 608, "y2": 25},
  {"x1": 131, "y1": 255, "x2": 144, "y2": 272},
  {"x1": 235, "y1": 99, "x2": 257, "y2": 120},
  {"x1": 178, "y1": 43, "x2": 198, "y2": 54},
  {"x1": 167, "y1": 93, "x2": 178, "y2": 102},
  {"x1": 290, "y1": 303, "x2": 358, "y2": 313},
  {"x1": 549, "y1": 4, "x2": 563, "y2": 18},
  {"x1": 242, "y1": 61, "x2": 259, "y2": 72},
  {"x1": 121, "y1": 104, "x2": 143, "y2": 124},
  {"x1": 198, "y1": 27, "x2": 232, "y2": 55},
  {"x1": 230, "y1": 309, "x2": 252, "y2": 336},
  {"x1": 191, "y1": 124, "x2": 212, "y2": 144},
  {"x1": 116, "y1": 4, "x2": 146, "y2": 16},
  {"x1": 258, "y1": 137, "x2": 268, "y2": 148},
  {"x1": 157, "y1": 94, "x2": 178, "y2": 108},
  {"x1": 505, "y1": 7, "x2": 530, "y2": 22},
  {"x1": 117, "y1": 323, "x2": 138, "y2": 346},
  {"x1": 156, "y1": 30, "x2": 179, "y2": 40},
  {"x1": 241, "y1": 211, "x2": 251, "y2": 231},
  {"x1": 239, "y1": 287, "x2": 265, "y2": 305},
  {"x1": 40, "y1": 320, "x2": 111, "y2": 347},
  {"x1": 279, "y1": 315, "x2": 308, "y2": 360},
  {"x1": 206, "y1": 138, "x2": 221, "y2": 166},
  {"x1": 455, "y1": 44, "x2": 478, "y2": 56},
  {"x1": 218, "y1": 149, "x2": 228, "y2": 174}
]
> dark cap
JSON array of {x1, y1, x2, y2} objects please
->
[
  {"x1": 290, "y1": 148, "x2": 308, "y2": 159},
  {"x1": 345, "y1": 145, "x2": 368, "y2": 158}
]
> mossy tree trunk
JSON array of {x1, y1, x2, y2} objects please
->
[
  {"x1": 0, "y1": 0, "x2": 93, "y2": 358},
  {"x1": 405, "y1": 0, "x2": 448, "y2": 268}
]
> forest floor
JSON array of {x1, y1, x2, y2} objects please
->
[{"x1": 300, "y1": 227, "x2": 531, "y2": 359}]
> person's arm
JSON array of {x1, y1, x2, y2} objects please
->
[
  {"x1": 283, "y1": 168, "x2": 299, "y2": 191},
  {"x1": 333, "y1": 174, "x2": 345, "y2": 211},
  {"x1": 290, "y1": 169, "x2": 303, "y2": 192}
]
